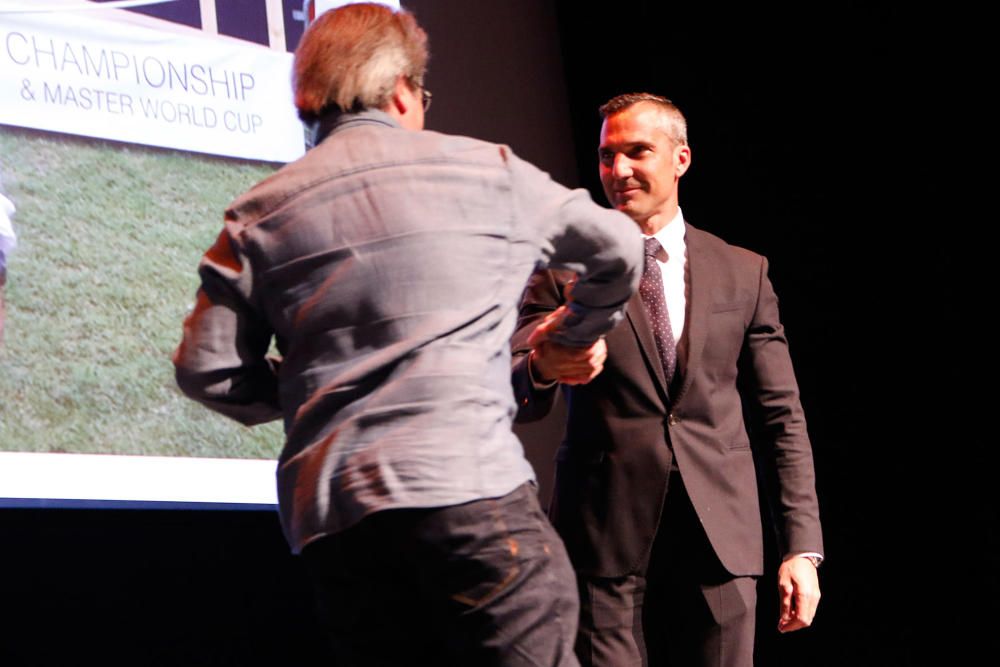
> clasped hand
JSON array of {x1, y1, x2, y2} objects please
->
[{"x1": 526, "y1": 305, "x2": 608, "y2": 385}]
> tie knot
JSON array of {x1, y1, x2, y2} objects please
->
[{"x1": 644, "y1": 237, "x2": 663, "y2": 259}]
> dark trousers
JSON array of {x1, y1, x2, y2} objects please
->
[
  {"x1": 575, "y1": 473, "x2": 757, "y2": 667},
  {"x1": 302, "y1": 482, "x2": 580, "y2": 667}
]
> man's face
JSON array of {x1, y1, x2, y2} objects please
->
[{"x1": 598, "y1": 103, "x2": 690, "y2": 232}]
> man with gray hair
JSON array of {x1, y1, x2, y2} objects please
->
[
  {"x1": 173, "y1": 4, "x2": 641, "y2": 665},
  {"x1": 513, "y1": 93, "x2": 823, "y2": 666}
]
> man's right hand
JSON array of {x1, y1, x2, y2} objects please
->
[{"x1": 530, "y1": 337, "x2": 608, "y2": 386}]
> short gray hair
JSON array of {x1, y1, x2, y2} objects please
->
[
  {"x1": 293, "y1": 3, "x2": 429, "y2": 122},
  {"x1": 599, "y1": 93, "x2": 688, "y2": 146}
]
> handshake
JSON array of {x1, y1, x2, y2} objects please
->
[{"x1": 525, "y1": 304, "x2": 608, "y2": 386}]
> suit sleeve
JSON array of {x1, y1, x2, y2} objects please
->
[
  {"x1": 742, "y1": 257, "x2": 824, "y2": 558},
  {"x1": 173, "y1": 225, "x2": 282, "y2": 426},
  {"x1": 510, "y1": 269, "x2": 572, "y2": 422}
]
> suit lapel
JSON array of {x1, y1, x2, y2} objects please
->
[{"x1": 620, "y1": 223, "x2": 716, "y2": 409}]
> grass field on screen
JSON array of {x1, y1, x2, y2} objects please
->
[{"x1": 0, "y1": 126, "x2": 285, "y2": 458}]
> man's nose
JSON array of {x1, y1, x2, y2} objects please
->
[{"x1": 612, "y1": 154, "x2": 632, "y2": 179}]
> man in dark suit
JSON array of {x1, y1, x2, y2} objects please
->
[{"x1": 512, "y1": 93, "x2": 823, "y2": 666}]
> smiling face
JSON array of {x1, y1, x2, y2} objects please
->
[{"x1": 598, "y1": 101, "x2": 691, "y2": 235}]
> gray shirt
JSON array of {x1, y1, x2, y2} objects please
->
[{"x1": 174, "y1": 110, "x2": 641, "y2": 553}]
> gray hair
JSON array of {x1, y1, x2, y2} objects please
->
[
  {"x1": 599, "y1": 93, "x2": 688, "y2": 146},
  {"x1": 293, "y1": 3, "x2": 429, "y2": 122}
]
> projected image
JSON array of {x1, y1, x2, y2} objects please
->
[
  {"x1": 0, "y1": 128, "x2": 285, "y2": 458},
  {"x1": 0, "y1": 1, "x2": 314, "y2": 462},
  {"x1": 1, "y1": 0, "x2": 574, "y2": 506}
]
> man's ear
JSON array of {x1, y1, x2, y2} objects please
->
[
  {"x1": 388, "y1": 76, "x2": 411, "y2": 116},
  {"x1": 675, "y1": 143, "x2": 692, "y2": 178},
  {"x1": 384, "y1": 76, "x2": 423, "y2": 130}
]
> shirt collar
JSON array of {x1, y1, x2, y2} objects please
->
[
  {"x1": 314, "y1": 108, "x2": 401, "y2": 145},
  {"x1": 647, "y1": 208, "x2": 686, "y2": 253}
]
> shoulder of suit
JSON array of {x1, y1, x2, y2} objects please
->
[{"x1": 685, "y1": 222, "x2": 765, "y2": 265}]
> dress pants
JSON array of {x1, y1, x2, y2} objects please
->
[
  {"x1": 302, "y1": 482, "x2": 580, "y2": 667},
  {"x1": 575, "y1": 472, "x2": 757, "y2": 667}
]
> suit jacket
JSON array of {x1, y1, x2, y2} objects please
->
[{"x1": 512, "y1": 223, "x2": 823, "y2": 578}]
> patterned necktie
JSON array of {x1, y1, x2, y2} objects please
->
[{"x1": 639, "y1": 236, "x2": 677, "y2": 389}]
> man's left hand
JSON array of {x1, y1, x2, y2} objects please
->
[{"x1": 777, "y1": 556, "x2": 821, "y2": 633}]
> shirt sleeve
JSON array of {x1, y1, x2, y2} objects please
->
[
  {"x1": 172, "y1": 225, "x2": 282, "y2": 426},
  {"x1": 508, "y1": 150, "x2": 642, "y2": 347}
]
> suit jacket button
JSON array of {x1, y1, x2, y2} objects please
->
[{"x1": 667, "y1": 414, "x2": 679, "y2": 426}]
